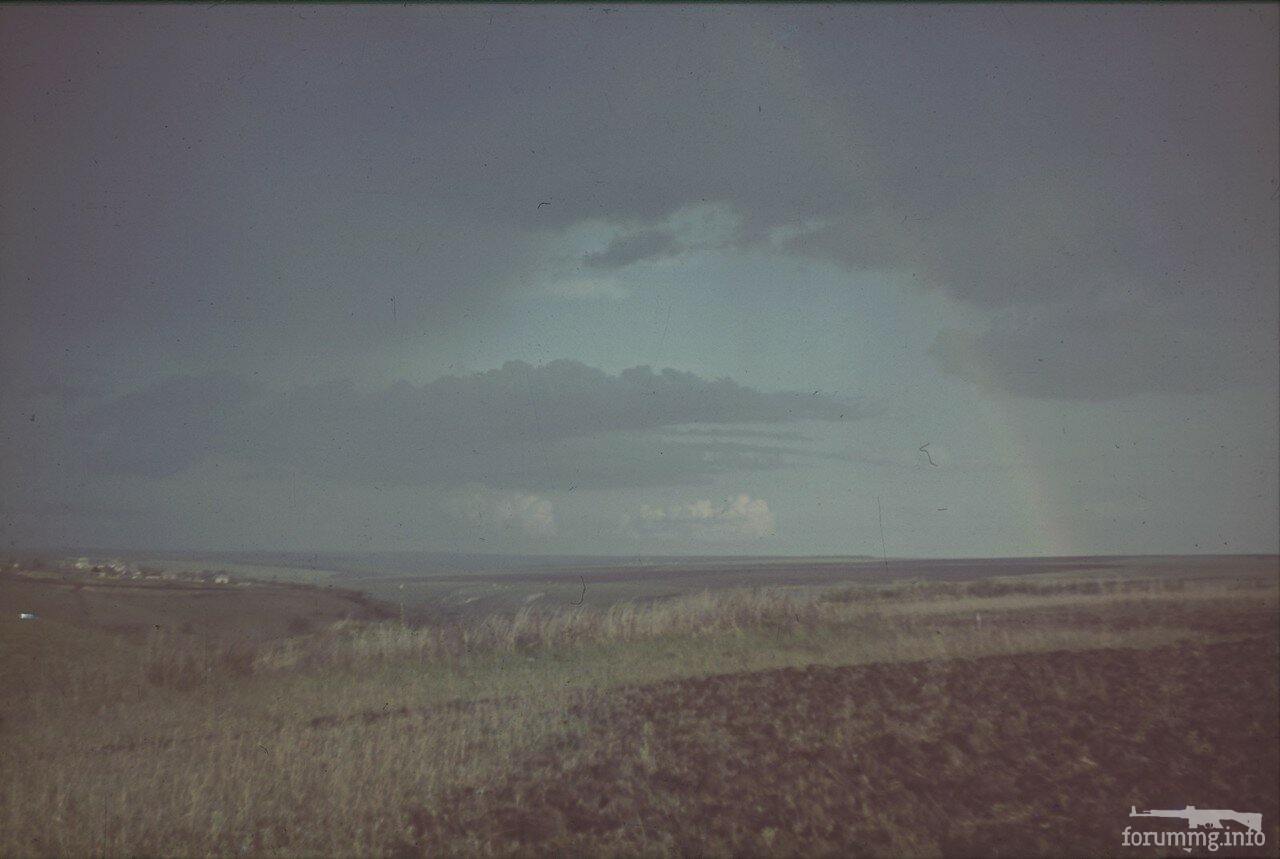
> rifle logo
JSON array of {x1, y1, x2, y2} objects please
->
[{"x1": 1130, "y1": 805, "x2": 1263, "y2": 833}]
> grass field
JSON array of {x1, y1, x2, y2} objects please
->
[{"x1": 1, "y1": 558, "x2": 1277, "y2": 856}]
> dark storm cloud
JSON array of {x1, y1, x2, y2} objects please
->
[
  {"x1": 1, "y1": 5, "x2": 1275, "y2": 402},
  {"x1": 929, "y1": 303, "x2": 1270, "y2": 401},
  {"x1": 583, "y1": 230, "x2": 684, "y2": 270},
  {"x1": 46, "y1": 361, "x2": 862, "y2": 490}
]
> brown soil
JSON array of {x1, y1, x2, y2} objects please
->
[
  {"x1": 404, "y1": 636, "x2": 1280, "y2": 857},
  {"x1": 0, "y1": 575, "x2": 391, "y2": 642}
]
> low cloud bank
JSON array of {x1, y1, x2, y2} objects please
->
[
  {"x1": 629, "y1": 494, "x2": 776, "y2": 543},
  {"x1": 55, "y1": 360, "x2": 865, "y2": 491}
]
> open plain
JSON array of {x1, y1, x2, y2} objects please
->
[{"x1": 1, "y1": 554, "x2": 1277, "y2": 856}]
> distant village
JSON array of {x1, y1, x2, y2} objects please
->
[{"x1": 2, "y1": 557, "x2": 237, "y2": 586}]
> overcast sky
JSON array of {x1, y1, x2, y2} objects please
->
[{"x1": 2, "y1": 4, "x2": 1276, "y2": 557}]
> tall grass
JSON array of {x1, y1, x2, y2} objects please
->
[
  {"x1": 250, "y1": 576, "x2": 1277, "y2": 677},
  {"x1": 254, "y1": 588, "x2": 831, "y2": 673}
]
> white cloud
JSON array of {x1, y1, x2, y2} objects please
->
[
  {"x1": 454, "y1": 486, "x2": 557, "y2": 538},
  {"x1": 629, "y1": 493, "x2": 775, "y2": 543},
  {"x1": 765, "y1": 218, "x2": 829, "y2": 248},
  {"x1": 661, "y1": 200, "x2": 744, "y2": 248}
]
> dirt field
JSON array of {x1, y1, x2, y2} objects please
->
[
  {"x1": 1, "y1": 557, "x2": 1276, "y2": 857},
  {"x1": 407, "y1": 638, "x2": 1279, "y2": 856}
]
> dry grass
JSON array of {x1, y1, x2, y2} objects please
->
[
  {"x1": 1, "y1": 573, "x2": 1277, "y2": 856},
  {"x1": 252, "y1": 576, "x2": 1275, "y2": 674}
]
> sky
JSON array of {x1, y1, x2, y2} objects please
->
[{"x1": 1, "y1": 4, "x2": 1277, "y2": 558}]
